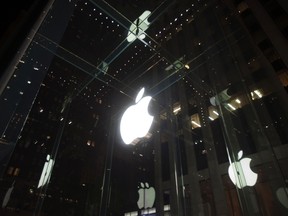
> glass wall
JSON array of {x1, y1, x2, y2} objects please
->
[{"x1": 0, "y1": 0, "x2": 288, "y2": 215}]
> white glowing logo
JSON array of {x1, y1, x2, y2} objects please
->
[
  {"x1": 228, "y1": 150, "x2": 258, "y2": 189},
  {"x1": 120, "y1": 87, "x2": 154, "y2": 145},
  {"x1": 127, "y1": 10, "x2": 151, "y2": 43},
  {"x1": 38, "y1": 154, "x2": 54, "y2": 188},
  {"x1": 137, "y1": 182, "x2": 155, "y2": 209}
]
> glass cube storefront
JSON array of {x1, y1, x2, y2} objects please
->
[{"x1": 1, "y1": 0, "x2": 288, "y2": 215}]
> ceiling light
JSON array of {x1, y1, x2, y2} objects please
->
[
  {"x1": 254, "y1": 90, "x2": 262, "y2": 98},
  {"x1": 192, "y1": 120, "x2": 201, "y2": 127},
  {"x1": 235, "y1": 98, "x2": 241, "y2": 104},
  {"x1": 227, "y1": 103, "x2": 236, "y2": 110}
]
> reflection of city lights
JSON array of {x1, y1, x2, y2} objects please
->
[
  {"x1": 173, "y1": 106, "x2": 181, "y2": 113},
  {"x1": 251, "y1": 89, "x2": 263, "y2": 99},
  {"x1": 254, "y1": 90, "x2": 262, "y2": 98},
  {"x1": 235, "y1": 98, "x2": 241, "y2": 104},
  {"x1": 228, "y1": 103, "x2": 236, "y2": 110},
  {"x1": 192, "y1": 120, "x2": 201, "y2": 127},
  {"x1": 125, "y1": 205, "x2": 170, "y2": 216}
]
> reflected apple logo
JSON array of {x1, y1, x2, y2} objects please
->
[
  {"x1": 137, "y1": 182, "x2": 155, "y2": 209},
  {"x1": 276, "y1": 185, "x2": 288, "y2": 208},
  {"x1": 228, "y1": 150, "x2": 258, "y2": 189},
  {"x1": 127, "y1": 11, "x2": 151, "y2": 43},
  {"x1": 37, "y1": 154, "x2": 54, "y2": 188},
  {"x1": 2, "y1": 181, "x2": 15, "y2": 208},
  {"x1": 120, "y1": 87, "x2": 154, "y2": 145}
]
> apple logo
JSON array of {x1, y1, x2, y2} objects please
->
[
  {"x1": 228, "y1": 150, "x2": 258, "y2": 189},
  {"x1": 276, "y1": 180, "x2": 288, "y2": 208},
  {"x1": 2, "y1": 181, "x2": 15, "y2": 208},
  {"x1": 37, "y1": 154, "x2": 54, "y2": 188},
  {"x1": 120, "y1": 87, "x2": 154, "y2": 145},
  {"x1": 127, "y1": 10, "x2": 151, "y2": 43},
  {"x1": 137, "y1": 182, "x2": 156, "y2": 209}
]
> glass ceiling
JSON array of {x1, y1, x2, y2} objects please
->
[{"x1": 27, "y1": 0, "x2": 217, "y2": 107}]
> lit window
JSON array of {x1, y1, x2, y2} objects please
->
[{"x1": 14, "y1": 168, "x2": 20, "y2": 176}]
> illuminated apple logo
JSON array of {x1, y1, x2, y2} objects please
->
[
  {"x1": 120, "y1": 87, "x2": 154, "y2": 145},
  {"x1": 127, "y1": 10, "x2": 151, "y2": 43},
  {"x1": 137, "y1": 182, "x2": 156, "y2": 209},
  {"x1": 228, "y1": 150, "x2": 258, "y2": 189},
  {"x1": 37, "y1": 154, "x2": 54, "y2": 188}
]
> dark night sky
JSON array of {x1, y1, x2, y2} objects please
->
[
  {"x1": 0, "y1": 0, "x2": 48, "y2": 76},
  {"x1": 0, "y1": 1, "x2": 36, "y2": 32}
]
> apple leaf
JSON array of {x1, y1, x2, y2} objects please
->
[
  {"x1": 238, "y1": 150, "x2": 243, "y2": 160},
  {"x1": 136, "y1": 88, "x2": 145, "y2": 103}
]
